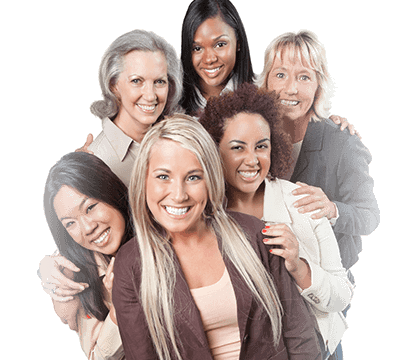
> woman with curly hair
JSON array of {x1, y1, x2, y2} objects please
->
[{"x1": 199, "y1": 82, "x2": 354, "y2": 358}]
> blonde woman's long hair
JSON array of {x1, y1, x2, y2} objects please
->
[
  {"x1": 129, "y1": 114, "x2": 283, "y2": 360},
  {"x1": 257, "y1": 30, "x2": 334, "y2": 122}
]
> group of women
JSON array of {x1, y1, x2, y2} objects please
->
[{"x1": 38, "y1": 0, "x2": 380, "y2": 359}]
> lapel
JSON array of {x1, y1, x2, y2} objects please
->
[
  {"x1": 290, "y1": 120, "x2": 325, "y2": 182},
  {"x1": 171, "y1": 233, "x2": 254, "y2": 347}
]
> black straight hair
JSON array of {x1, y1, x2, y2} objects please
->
[
  {"x1": 43, "y1": 152, "x2": 134, "y2": 321},
  {"x1": 179, "y1": 0, "x2": 254, "y2": 115}
]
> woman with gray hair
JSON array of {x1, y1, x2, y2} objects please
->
[
  {"x1": 86, "y1": 28, "x2": 183, "y2": 186},
  {"x1": 258, "y1": 30, "x2": 380, "y2": 359},
  {"x1": 112, "y1": 114, "x2": 321, "y2": 360}
]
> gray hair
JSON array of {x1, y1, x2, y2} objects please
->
[
  {"x1": 257, "y1": 30, "x2": 334, "y2": 121},
  {"x1": 90, "y1": 29, "x2": 183, "y2": 120}
]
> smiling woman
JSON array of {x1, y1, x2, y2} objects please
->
[{"x1": 43, "y1": 151, "x2": 134, "y2": 359}]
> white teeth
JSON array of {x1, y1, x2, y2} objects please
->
[
  {"x1": 94, "y1": 229, "x2": 110, "y2": 244},
  {"x1": 204, "y1": 67, "x2": 221, "y2": 73},
  {"x1": 165, "y1": 206, "x2": 189, "y2": 215},
  {"x1": 281, "y1": 100, "x2": 299, "y2": 106},
  {"x1": 239, "y1": 171, "x2": 258, "y2": 178},
  {"x1": 137, "y1": 104, "x2": 156, "y2": 111}
]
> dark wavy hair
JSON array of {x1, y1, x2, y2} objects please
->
[
  {"x1": 43, "y1": 152, "x2": 134, "y2": 321},
  {"x1": 179, "y1": 0, "x2": 254, "y2": 115},
  {"x1": 199, "y1": 82, "x2": 293, "y2": 180}
]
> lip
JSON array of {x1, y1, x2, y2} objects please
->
[
  {"x1": 201, "y1": 65, "x2": 223, "y2": 78},
  {"x1": 92, "y1": 228, "x2": 110, "y2": 246},
  {"x1": 136, "y1": 103, "x2": 157, "y2": 113},
  {"x1": 163, "y1": 205, "x2": 192, "y2": 218},
  {"x1": 238, "y1": 170, "x2": 260, "y2": 182},
  {"x1": 280, "y1": 100, "x2": 300, "y2": 106}
]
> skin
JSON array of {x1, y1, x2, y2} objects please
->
[
  {"x1": 113, "y1": 50, "x2": 169, "y2": 143},
  {"x1": 192, "y1": 16, "x2": 238, "y2": 100},
  {"x1": 54, "y1": 186, "x2": 125, "y2": 256},
  {"x1": 146, "y1": 139, "x2": 224, "y2": 289},
  {"x1": 267, "y1": 53, "x2": 337, "y2": 220},
  {"x1": 219, "y1": 113, "x2": 311, "y2": 289}
]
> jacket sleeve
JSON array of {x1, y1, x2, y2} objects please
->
[
  {"x1": 112, "y1": 241, "x2": 158, "y2": 360},
  {"x1": 332, "y1": 136, "x2": 380, "y2": 236},
  {"x1": 265, "y1": 232, "x2": 322, "y2": 359},
  {"x1": 298, "y1": 215, "x2": 353, "y2": 313}
]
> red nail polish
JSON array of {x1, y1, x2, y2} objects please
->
[
  {"x1": 269, "y1": 249, "x2": 273, "y2": 253},
  {"x1": 86, "y1": 314, "x2": 91, "y2": 319}
]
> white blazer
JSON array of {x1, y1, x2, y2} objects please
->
[{"x1": 263, "y1": 178, "x2": 354, "y2": 354}]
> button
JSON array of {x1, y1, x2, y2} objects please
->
[
  {"x1": 243, "y1": 334, "x2": 249, "y2": 343},
  {"x1": 307, "y1": 293, "x2": 320, "y2": 304}
]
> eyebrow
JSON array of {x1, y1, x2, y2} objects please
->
[
  {"x1": 59, "y1": 197, "x2": 89, "y2": 221},
  {"x1": 153, "y1": 168, "x2": 204, "y2": 174},
  {"x1": 193, "y1": 34, "x2": 230, "y2": 44},
  {"x1": 229, "y1": 138, "x2": 270, "y2": 145}
]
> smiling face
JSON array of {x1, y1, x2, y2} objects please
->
[
  {"x1": 219, "y1": 113, "x2": 271, "y2": 196},
  {"x1": 267, "y1": 52, "x2": 318, "y2": 123},
  {"x1": 192, "y1": 16, "x2": 238, "y2": 98},
  {"x1": 53, "y1": 186, "x2": 125, "y2": 256},
  {"x1": 113, "y1": 50, "x2": 169, "y2": 141},
  {"x1": 145, "y1": 139, "x2": 208, "y2": 238}
]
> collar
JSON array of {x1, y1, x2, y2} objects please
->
[
  {"x1": 262, "y1": 178, "x2": 292, "y2": 224},
  {"x1": 195, "y1": 76, "x2": 236, "y2": 109},
  {"x1": 102, "y1": 118, "x2": 136, "y2": 162}
]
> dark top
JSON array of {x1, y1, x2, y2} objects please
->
[
  {"x1": 291, "y1": 119, "x2": 380, "y2": 270},
  {"x1": 113, "y1": 211, "x2": 321, "y2": 360}
]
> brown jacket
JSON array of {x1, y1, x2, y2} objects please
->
[{"x1": 113, "y1": 211, "x2": 321, "y2": 359}]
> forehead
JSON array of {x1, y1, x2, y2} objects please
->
[
  {"x1": 121, "y1": 50, "x2": 167, "y2": 76},
  {"x1": 53, "y1": 185, "x2": 86, "y2": 218},
  {"x1": 194, "y1": 15, "x2": 236, "y2": 42},
  {"x1": 273, "y1": 44, "x2": 316, "y2": 72},
  {"x1": 223, "y1": 113, "x2": 270, "y2": 139},
  {"x1": 148, "y1": 139, "x2": 202, "y2": 169}
]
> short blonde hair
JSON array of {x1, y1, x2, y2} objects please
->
[{"x1": 257, "y1": 30, "x2": 334, "y2": 121}]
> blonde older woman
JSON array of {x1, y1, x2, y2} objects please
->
[
  {"x1": 257, "y1": 30, "x2": 380, "y2": 359},
  {"x1": 112, "y1": 115, "x2": 321, "y2": 360}
]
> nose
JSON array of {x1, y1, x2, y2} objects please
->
[
  {"x1": 244, "y1": 150, "x2": 259, "y2": 167},
  {"x1": 142, "y1": 81, "x2": 157, "y2": 102},
  {"x1": 171, "y1": 180, "x2": 189, "y2": 203},
  {"x1": 79, "y1": 215, "x2": 98, "y2": 236},
  {"x1": 284, "y1": 76, "x2": 298, "y2": 95},
  {"x1": 203, "y1": 48, "x2": 217, "y2": 64}
]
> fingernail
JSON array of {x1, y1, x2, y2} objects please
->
[
  {"x1": 262, "y1": 229, "x2": 267, "y2": 234},
  {"x1": 269, "y1": 249, "x2": 274, "y2": 253},
  {"x1": 263, "y1": 238, "x2": 269, "y2": 242},
  {"x1": 298, "y1": 208, "x2": 305, "y2": 213}
]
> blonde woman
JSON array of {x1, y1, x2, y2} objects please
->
[{"x1": 112, "y1": 115, "x2": 321, "y2": 360}]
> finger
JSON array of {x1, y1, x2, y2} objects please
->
[
  {"x1": 292, "y1": 184, "x2": 316, "y2": 196},
  {"x1": 106, "y1": 257, "x2": 116, "y2": 276},
  {"x1": 54, "y1": 287, "x2": 85, "y2": 297},
  {"x1": 347, "y1": 124, "x2": 356, "y2": 135},
  {"x1": 297, "y1": 201, "x2": 326, "y2": 214},
  {"x1": 329, "y1": 115, "x2": 341, "y2": 124},
  {"x1": 85, "y1": 133, "x2": 94, "y2": 147},
  {"x1": 51, "y1": 294, "x2": 75, "y2": 302},
  {"x1": 53, "y1": 256, "x2": 81, "y2": 273},
  {"x1": 310, "y1": 208, "x2": 326, "y2": 220},
  {"x1": 340, "y1": 120, "x2": 349, "y2": 131},
  {"x1": 293, "y1": 194, "x2": 321, "y2": 208},
  {"x1": 51, "y1": 272, "x2": 88, "y2": 291},
  {"x1": 355, "y1": 130, "x2": 362, "y2": 140}
]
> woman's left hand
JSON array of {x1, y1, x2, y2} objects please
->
[
  {"x1": 103, "y1": 257, "x2": 117, "y2": 325},
  {"x1": 292, "y1": 182, "x2": 337, "y2": 220},
  {"x1": 262, "y1": 224, "x2": 300, "y2": 274},
  {"x1": 329, "y1": 114, "x2": 362, "y2": 139}
]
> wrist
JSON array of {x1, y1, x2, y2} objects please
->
[{"x1": 290, "y1": 259, "x2": 312, "y2": 290}]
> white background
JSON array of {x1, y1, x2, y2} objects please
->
[{"x1": 2, "y1": 0, "x2": 413, "y2": 358}]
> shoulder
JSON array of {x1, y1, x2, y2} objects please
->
[
  {"x1": 227, "y1": 210, "x2": 264, "y2": 232},
  {"x1": 114, "y1": 237, "x2": 140, "y2": 274},
  {"x1": 88, "y1": 130, "x2": 107, "y2": 153}
]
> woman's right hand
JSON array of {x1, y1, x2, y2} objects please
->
[
  {"x1": 75, "y1": 133, "x2": 94, "y2": 154},
  {"x1": 39, "y1": 255, "x2": 89, "y2": 302}
]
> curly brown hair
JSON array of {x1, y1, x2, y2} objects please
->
[{"x1": 199, "y1": 82, "x2": 292, "y2": 180}]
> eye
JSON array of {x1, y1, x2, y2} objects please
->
[
  {"x1": 299, "y1": 75, "x2": 310, "y2": 81},
  {"x1": 131, "y1": 78, "x2": 142, "y2": 85},
  {"x1": 192, "y1": 45, "x2": 202, "y2": 52},
  {"x1": 188, "y1": 174, "x2": 202, "y2": 182},
  {"x1": 156, "y1": 174, "x2": 169, "y2": 180},
  {"x1": 256, "y1": 144, "x2": 269, "y2": 150},
  {"x1": 276, "y1": 73, "x2": 285, "y2": 79},
  {"x1": 231, "y1": 145, "x2": 243, "y2": 151},
  {"x1": 155, "y1": 79, "x2": 167, "y2": 87},
  {"x1": 215, "y1": 41, "x2": 227, "y2": 48},
  {"x1": 64, "y1": 221, "x2": 75, "y2": 229},
  {"x1": 86, "y1": 203, "x2": 97, "y2": 214}
]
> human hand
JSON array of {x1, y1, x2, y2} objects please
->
[
  {"x1": 39, "y1": 255, "x2": 88, "y2": 302},
  {"x1": 52, "y1": 296, "x2": 81, "y2": 332},
  {"x1": 292, "y1": 182, "x2": 337, "y2": 220},
  {"x1": 75, "y1": 133, "x2": 94, "y2": 154},
  {"x1": 329, "y1": 115, "x2": 361, "y2": 139},
  {"x1": 262, "y1": 224, "x2": 300, "y2": 274},
  {"x1": 103, "y1": 257, "x2": 115, "y2": 303}
]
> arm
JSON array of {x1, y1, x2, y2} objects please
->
[
  {"x1": 80, "y1": 258, "x2": 123, "y2": 360},
  {"x1": 267, "y1": 248, "x2": 321, "y2": 359},
  {"x1": 298, "y1": 216, "x2": 353, "y2": 313},
  {"x1": 332, "y1": 136, "x2": 380, "y2": 236},
  {"x1": 112, "y1": 242, "x2": 158, "y2": 359}
]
